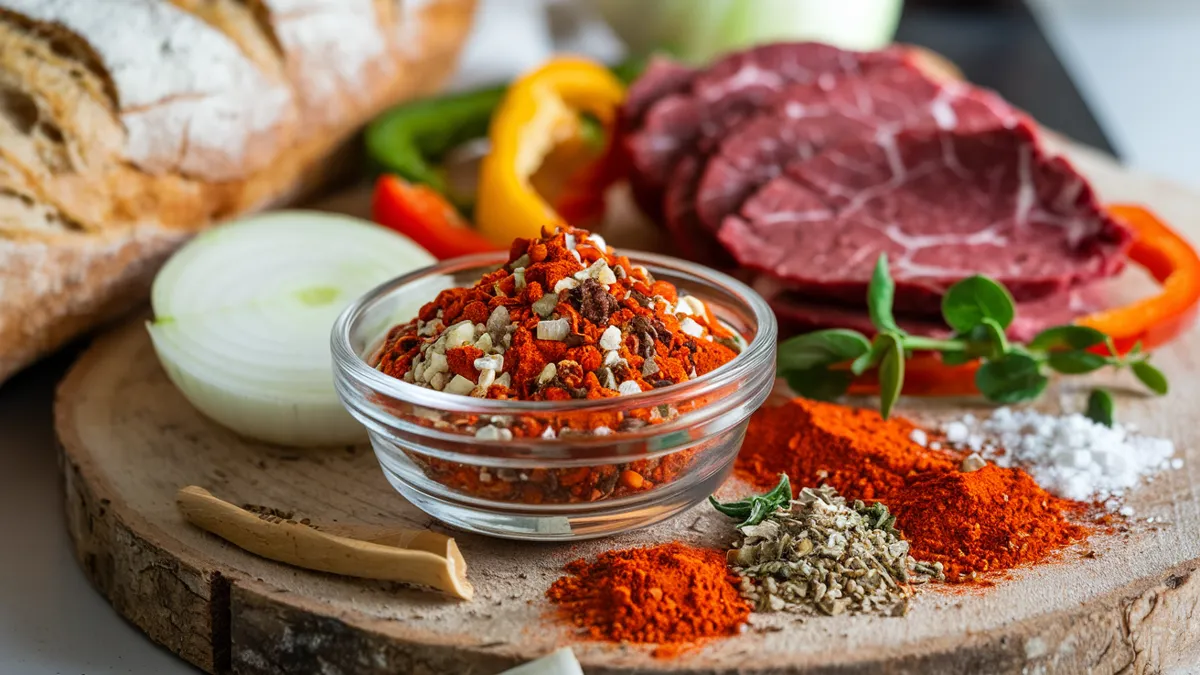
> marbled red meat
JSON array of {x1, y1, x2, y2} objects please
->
[
  {"x1": 620, "y1": 56, "x2": 696, "y2": 129},
  {"x1": 621, "y1": 43, "x2": 910, "y2": 207},
  {"x1": 616, "y1": 42, "x2": 1133, "y2": 333},
  {"x1": 619, "y1": 57, "x2": 698, "y2": 221},
  {"x1": 720, "y1": 121, "x2": 1132, "y2": 312},
  {"x1": 694, "y1": 71, "x2": 1021, "y2": 235}
]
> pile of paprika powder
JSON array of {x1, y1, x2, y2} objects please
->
[
  {"x1": 546, "y1": 542, "x2": 750, "y2": 656},
  {"x1": 371, "y1": 225, "x2": 743, "y2": 504},
  {"x1": 735, "y1": 398, "x2": 1089, "y2": 583}
]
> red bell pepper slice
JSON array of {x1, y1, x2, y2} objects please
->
[
  {"x1": 371, "y1": 174, "x2": 499, "y2": 261},
  {"x1": 1077, "y1": 205, "x2": 1200, "y2": 353}
]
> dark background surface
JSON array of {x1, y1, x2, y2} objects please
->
[{"x1": 897, "y1": 0, "x2": 1116, "y2": 156}]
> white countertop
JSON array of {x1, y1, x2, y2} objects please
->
[{"x1": 2, "y1": 2, "x2": 1198, "y2": 673}]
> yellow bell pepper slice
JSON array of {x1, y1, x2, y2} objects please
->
[{"x1": 477, "y1": 57, "x2": 626, "y2": 245}]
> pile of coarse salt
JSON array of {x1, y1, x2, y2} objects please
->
[{"x1": 934, "y1": 408, "x2": 1180, "y2": 515}]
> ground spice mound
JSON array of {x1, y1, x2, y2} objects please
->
[
  {"x1": 889, "y1": 464, "x2": 1088, "y2": 582},
  {"x1": 735, "y1": 398, "x2": 1089, "y2": 583},
  {"x1": 735, "y1": 398, "x2": 958, "y2": 501},
  {"x1": 546, "y1": 542, "x2": 750, "y2": 654}
]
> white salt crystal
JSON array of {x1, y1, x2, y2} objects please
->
[
  {"x1": 909, "y1": 429, "x2": 928, "y2": 447},
  {"x1": 944, "y1": 422, "x2": 969, "y2": 444},
  {"x1": 941, "y1": 407, "x2": 1179, "y2": 511}
]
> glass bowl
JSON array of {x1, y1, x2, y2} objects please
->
[{"x1": 331, "y1": 251, "x2": 777, "y2": 541}]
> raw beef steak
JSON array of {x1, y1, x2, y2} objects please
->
[
  {"x1": 720, "y1": 121, "x2": 1132, "y2": 313},
  {"x1": 619, "y1": 57, "x2": 698, "y2": 220},
  {"x1": 620, "y1": 56, "x2": 695, "y2": 130},
  {"x1": 661, "y1": 155, "x2": 737, "y2": 266},
  {"x1": 621, "y1": 43, "x2": 910, "y2": 207},
  {"x1": 694, "y1": 71, "x2": 1022, "y2": 235}
]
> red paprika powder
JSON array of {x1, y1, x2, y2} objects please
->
[
  {"x1": 546, "y1": 542, "x2": 750, "y2": 656},
  {"x1": 889, "y1": 464, "x2": 1087, "y2": 582},
  {"x1": 735, "y1": 398, "x2": 1089, "y2": 583}
]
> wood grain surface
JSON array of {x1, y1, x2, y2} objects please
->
[{"x1": 55, "y1": 143, "x2": 1200, "y2": 674}]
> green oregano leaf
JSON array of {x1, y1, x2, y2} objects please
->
[
  {"x1": 940, "y1": 350, "x2": 972, "y2": 366},
  {"x1": 1047, "y1": 350, "x2": 1109, "y2": 375},
  {"x1": 747, "y1": 498, "x2": 771, "y2": 527},
  {"x1": 1027, "y1": 325, "x2": 1108, "y2": 351},
  {"x1": 776, "y1": 329, "x2": 871, "y2": 373},
  {"x1": 975, "y1": 352, "x2": 1048, "y2": 403},
  {"x1": 978, "y1": 317, "x2": 1009, "y2": 359},
  {"x1": 867, "y1": 254, "x2": 902, "y2": 334},
  {"x1": 784, "y1": 368, "x2": 854, "y2": 402},
  {"x1": 709, "y1": 474, "x2": 791, "y2": 527},
  {"x1": 763, "y1": 473, "x2": 793, "y2": 502},
  {"x1": 1132, "y1": 361, "x2": 1169, "y2": 395},
  {"x1": 1085, "y1": 388, "x2": 1115, "y2": 427},
  {"x1": 941, "y1": 275, "x2": 1017, "y2": 332},
  {"x1": 878, "y1": 333, "x2": 905, "y2": 420},
  {"x1": 851, "y1": 335, "x2": 889, "y2": 376},
  {"x1": 709, "y1": 499, "x2": 752, "y2": 520}
]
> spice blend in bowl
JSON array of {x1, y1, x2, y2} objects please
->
[
  {"x1": 373, "y1": 226, "x2": 742, "y2": 407},
  {"x1": 333, "y1": 226, "x2": 777, "y2": 539}
]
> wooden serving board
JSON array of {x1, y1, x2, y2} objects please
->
[{"x1": 56, "y1": 142, "x2": 1200, "y2": 675}]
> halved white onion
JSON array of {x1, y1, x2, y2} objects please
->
[{"x1": 147, "y1": 210, "x2": 434, "y2": 447}]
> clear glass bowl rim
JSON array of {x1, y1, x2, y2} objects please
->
[{"x1": 330, "y1": 249, "x2": 777, "y2": 416}]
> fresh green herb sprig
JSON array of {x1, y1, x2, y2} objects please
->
[
  {"x1": 709, "y1": 474, "x2": 791, "y2": 527},
  {"x1": 777, "y1": 255, "x2": 1169, "y2": 419},
  {"x1": 1085, "y1": 388, "x2": 1116, "y2": 427}
]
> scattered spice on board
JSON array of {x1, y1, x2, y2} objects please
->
[
  {"x1": 546, "y1": 542, "x2": 750, "y2": 657},
  {"x1": 715, "y1": 482, "x2": 943, "y2": 616},
  {"x1": 735, "y1": 398, "x2": 1090, "y2": 583},
  {"x1": 369, "y1": 225, "x2": 744, "y2": 504}
]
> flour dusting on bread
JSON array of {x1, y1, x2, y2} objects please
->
[
  {"x1": 2, "y1": 0, "x2": 294, "y2": 181},
  {"x1": 261, "y1": 0, "x2": 395, "y2": 127},
  {"x1": 0, "y1": 0, "x2": 477, "y2": 383}
]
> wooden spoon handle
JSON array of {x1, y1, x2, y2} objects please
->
[{"x1": 176, "y1": 486, "x2": 473, "y2": 600}]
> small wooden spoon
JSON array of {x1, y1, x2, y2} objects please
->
[{"x1": 176, "y1": 486, "x2": 474, "y2": 600}]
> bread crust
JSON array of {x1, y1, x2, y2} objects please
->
[{"x1": 0, "y1": 0, "x2": 476, "y2": 383}]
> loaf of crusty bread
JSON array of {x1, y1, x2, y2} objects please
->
[{"x1": 0, "y1": 0, "x2": 476, "y2": 383}]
